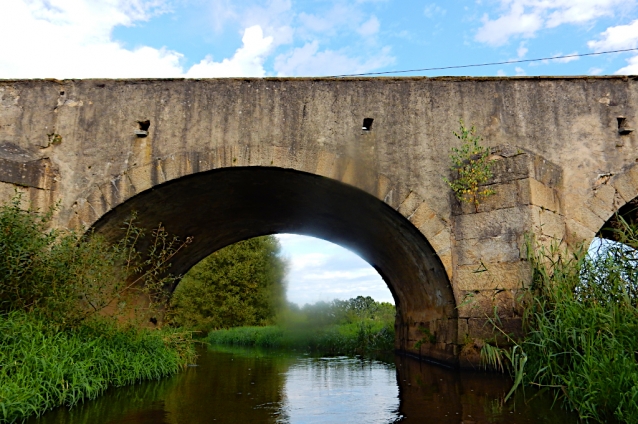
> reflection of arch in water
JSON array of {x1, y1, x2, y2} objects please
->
[{"x1": 88, "y1": 167, "x2": 458, "y2": 364}]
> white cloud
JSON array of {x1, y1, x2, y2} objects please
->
[
  {"x1": 476, "y1": 0, "x2": 628, "y2": 46},
  {"x1": 616, "y1": 55, "x2": 638, "y2": 74},
  {"x1": 517, "y1": 42, "x2": 528, "y2": 58},
  {"x1": 589, "y1": 67, "x2": 604, "y2": 75},
  {"x1": 497, "y1": 69, "x2": 507, "y2": 76},
  {"x1": 274, "y1": 41, "x2": 394, "y2": 76},
  {"x1": 476, "y1": 3, "x2": 543, "y2": 46},
  {"x1": 515, "y1": 66, "x2": 527, "y2": 75},
  {"x1": 0, "y1": 0, "x2": 185, "y2": 78},
  {"x1": 0, "y1": 1, "x2": 276, "y2": 78},
  {"x1": 288, "y1": 253, "x2": 330, "y2": 271},
  {"x1": 303, "y1": 269, "x2": 378, "y2": 281},
  {"x1": 357, "y1": 15, "x2": 380, "y2": 37},
  {"x1": 588, "y1": 19, "x2": 638, "y2": 51},
  {"x1": 276, "y1": 234, "x2": 391, "y2": 306},
  {"x1": 186, "y1": 25, "x2": 273, "y2": 77}
]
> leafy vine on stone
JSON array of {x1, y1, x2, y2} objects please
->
[{"x1": 444, "y1": 120, "x2": 495, "y2": 212}]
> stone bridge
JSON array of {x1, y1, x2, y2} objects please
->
[{"x1": 1, "y1": 76, "x2": 637, "y2": 367}]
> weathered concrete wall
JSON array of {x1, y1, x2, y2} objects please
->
[{"x1": 1, "y1": 76, "x2": 637, "y2": 366}]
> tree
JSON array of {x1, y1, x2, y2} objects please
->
[{"x1": 169, "y1": 236, "x2": 287, "y2": 331}]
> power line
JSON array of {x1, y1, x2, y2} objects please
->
[{"x1": 331, "y1": 47, "x2": 638, "y2": 77}]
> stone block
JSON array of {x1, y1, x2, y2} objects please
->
[
  {"x1": 376, "y1": 173, "x2": 392, "y2": 201},
  {"x1": 161, "y1": 154, "x2": 182, "y2": 182},
  {"x1": 455, "y1": 261, "x2": 531, "y2": 291},
  {"x1": 489, "y1": 153, "x2": 533, "y2": 184},
  {"x1": 456, "y1": 289, "x2": 522, "y2": 319},
  {"x1": 315, "y1": 150, "x2": 338, "y2": 179},
  {"x1": 411, "y1": 203, "x2": 447, "y2": 239},
  {"x1": 467, "y1": 317, "x2": 523, "y2": 341},
  {"x1": 455, "y1": 236, "x2": 520, "y2": 266},
  {"x1": 453, "y1": 206, "x2": 529, "y2": 240},
  {"x1": 439, "y1": 252, "x2": 453, "y2": 278},
  {"x1": 398, "y1": 190, "x2": 423, "y2": 217},
  {"x1": 565, "y1": 218, "x2": 596, "y2": 247},
  {"x1": 126, "y1": 164, "x2": 153, "y2": 195},
  {"x1": 612, "y1": 167, "x2": 638, "y2": 203},
  {"x1": 530, "y1": 206, "x2": 565, "y2": 239},
  {"x1": 593, "y1": 183, "x2": 616, "y2": 205},
  {"x1": 532, "y1": 155, "x2": 562, "y2": 187},
  {"x1": 528, "y1": 178, "x2": 559, "y2": 212},
  {"x1": 271, "y1": 145, "x2": 292, "y2": 169},
  {"x1": 569, "y1": 205, "x2": 605, "y2": 233},
  {"x1": 429, "y1": 228, "x2": 451, "y2": 255}
]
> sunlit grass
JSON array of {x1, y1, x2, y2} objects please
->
[
  {"x1": 207, "y1": 320, "x2": 394, "y2": 355},
  {"x1": 0, "y1": 311, "x2": 196, "y2": 423}
]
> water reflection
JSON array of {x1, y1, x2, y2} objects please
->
[{"x1": 27, "y1": 346, "x2": 578, "y2": 424}]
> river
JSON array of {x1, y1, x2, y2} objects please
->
[{"x1": 27, "y1": 345, "x2": 579, "y2": 423}]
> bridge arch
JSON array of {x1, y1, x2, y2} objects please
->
[
  {"x1": 83, "y1": 165, "x2": 459, "y2": 364},
  {"x1": 569, "y1": 163, "x2": 638, "y2": 245}
]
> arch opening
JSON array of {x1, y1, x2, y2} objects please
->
[{"x1": 90, "y1": 167, "x2": 457, "y2": 363}]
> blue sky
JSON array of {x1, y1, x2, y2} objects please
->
[
  {"x1": 2, "y1": 0, "x2": 638, "y2": 79},
  {"x1": 2, "y1": 0, "x2": 638, "y2": 305}
]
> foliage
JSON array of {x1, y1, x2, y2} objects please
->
[
  {"x1": 207, "y1": 296, "x2": 396, "y2": 356},
  {"x1": 0, "y1": 194, "x2": 191, "y2": 327},
  {"x1": 521, "y1": 227, "x2": 638, "y2": 423},
  {"x1": 481, "y1": 217, "x2": 638, "y2": 423},
  {"x1": 444, "y1": 120, "x2": 495, "y2": 212},
  {"x1": 168, "y1": 236, "x2": 287, "y2": 332},
  {"x1": 0, "y1": 310, "x2": 196, "y2": 423}
]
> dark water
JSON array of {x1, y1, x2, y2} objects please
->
[{"x1": 28, "y1": 346, "x2": 579, "y2": 423}]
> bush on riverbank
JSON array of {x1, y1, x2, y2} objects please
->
[
  {"x1": 0, "y1": 195, "x2": 196, "y2": 423},
  {"x1": 0, "y1": 310, "x2": 196, "y2": 423},
  {"x1": 207, "y1": 296, "x2": 395, "y2": 355},
  {"x1": 0, "y1": 194, "x2": 191, "y2": 327}
]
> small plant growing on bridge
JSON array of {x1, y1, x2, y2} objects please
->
[{"x1": 444, "y1": 120, "x2": 495, "y2": 212}]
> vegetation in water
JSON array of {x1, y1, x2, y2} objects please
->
[
  {"x1": 168, "y1": 236, "x2": 287, "y2": 332},
  {"x1": 481, "y1": 217, "x2": 638, "y2": 423},
  {"x1": 444, "y1": 119, "x2": 495, "y2": 212},
  {"x1": 207, "y1": 296, "x2": 395, "y2": 356},
  {"x1": 0, "y1": 194, "x2": 195, "y2": 423}
]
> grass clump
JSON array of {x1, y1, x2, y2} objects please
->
[
  {"x1": 207, "y1": 296, "x2": 395, "y2": 356},
  {"x1": 0, "y1": 311, "x2": 195, "y2": 423}
]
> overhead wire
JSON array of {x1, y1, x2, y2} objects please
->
[{"x1": 330, "y1": 47, "x2": 638, "y2": 77}]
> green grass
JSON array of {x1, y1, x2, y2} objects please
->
[
  {"x1": 0, "y1": 311, "x2": 196, "y2": 423},
  {"x1": 482, "y1": 225, "x2": 638, "y2": 423},
  {"x1": 207, "y1": 320, "x2": 394, "y2": 356},
  {"x1": 520, "y1": 238, "x2": 638, "y2": 423}
]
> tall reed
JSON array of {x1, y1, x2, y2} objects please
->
[{"x1": 522, "y1": 229, "x2": 638, "y2": 423}]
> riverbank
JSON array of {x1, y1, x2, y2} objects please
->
[
  {"x1": 0, "y1": 311, "x2": 196, "y2": 423},
  {"x1": 207, "y1": 320, "x2": 394, "y2": 355}
]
